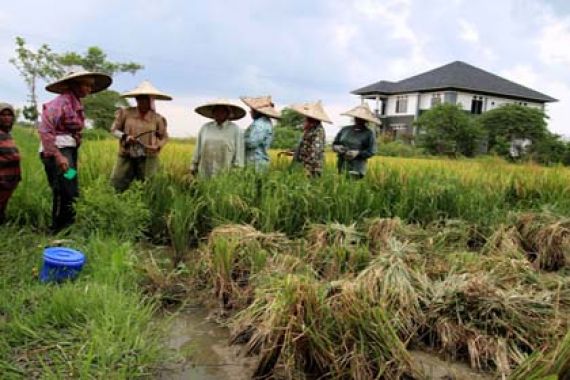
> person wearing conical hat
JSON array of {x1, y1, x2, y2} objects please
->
[
  {"x1": 0, "y1": 103, "x2": 21, "y2": 224},
  {"x1": 110, "y1": 81, "x2": 171, "y2": 192},
  {"x1": 332, "y1": 103, "x2": 379, "y2": 179},
  {"x1": 287, "y1": 101, "x2": 330, "y2": 177},
  {"x1": 240, "y1": 96, "x2": 280, "y2": 171},
  {"x1": 191, "y1": 99, "x2": 246, "y2": 178},
  {"x1": 39, "y1": 70, "x2": 112, "y2": 232}
]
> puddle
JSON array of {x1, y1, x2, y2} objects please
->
[{"x1": 158, "y1": 307, "x2": 256, "y2": 380}]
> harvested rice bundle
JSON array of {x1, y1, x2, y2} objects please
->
[
  {"x1": 427, "y1": 274, "x2": 559, "y2": 374},
  {"x1": 484, "y1": 225, "x2": 522, "y2": 255},
  {"x1": 208, "y1": 224, "x2": 293, "y2": 253},
  {"x1": 426, "y1": 219, "x2": 482, "y2": 252},
  {"x1": 306, "y1": 223, "x2": 364, "y2": 252},
  {"x1": 516, "y1": 212, "x2": 570, "y2": 271},
  {"x1": 354, "y1": 239, "x2": 431, "y2": 339},
  {"x1": 230, "y1": 274, "x2": 421, "y2": 379},
  {"x1": 365, "y1": 217, "x2": 428, "y2": 254}
]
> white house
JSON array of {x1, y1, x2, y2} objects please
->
[{"x1": 352, "y1": 61, "x2": 557, "y2": 137}]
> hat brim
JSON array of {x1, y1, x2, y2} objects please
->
[
  {"x1": 290, "y1": 106, "x2": 332, "y2": 124},
  {"x1": 46, "y1": 73, "x2": 112, "y2": 94},
  {"x1": 122, "y1": 92, "x2": 172, "y2": 101},
  {"x1": 240, "y1": 97, "x2": 281, "y2": 119},
  {"x1": 195, "y1": 103, "x2": 246, "y2": 121},
  {"x1": 341, "y1": 112, "x2": 381, "y2": 125}
]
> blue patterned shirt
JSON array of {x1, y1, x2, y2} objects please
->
[{"x1": 244, "y1": 116, "x2": 273, "y2": 170}]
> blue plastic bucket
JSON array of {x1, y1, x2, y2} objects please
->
[{"x1": 40, "y1": 247, "x2": 86, "y2": 283}]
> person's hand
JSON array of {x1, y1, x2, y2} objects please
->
[
  {"x1": 332, "y1": 144, "x2": 347, "y2": 154},
  {"x1": 189, "y1": 166, "x2": 198, "y2": 176},
  {"x1": 345, "y1": 150, "x2": 359, "y2": 160},
  {"x1": 55, "y1": 154, "x2": 69, "y2": 172},
  {"x1": 125, "y1": 135, "x2": 136, "y2": 145}
]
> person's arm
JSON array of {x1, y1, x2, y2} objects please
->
[
  {"x1": 39, "y1": 102, "x2": 68, "y2": 171},
  {"x1": 110, "y1": 108, "x2": 130, "y2": 143},
  {"x1": 357, "y1": 130, "x2": 377, "y2": 160},
  {"x1": 332, "y1": 128, "x2": 346, "y2": 154},
  {"x1": 155, "y1": 115, "x2": 168, "y2": 150},
  {"x1": 190, "y1": 126, "x2": 203, "y2": 173},
  {"x1": 305, "y1": 128, "x2": 325, "y2": 174},
  {"x1": 233, "y1": 126, "x2": 245, "y2": 168}
]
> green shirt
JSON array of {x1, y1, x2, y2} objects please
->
[
  {"x1": 333, "y1": 126, "x2": 376, "y2": 176},
  {"x1": 191, "y1": 121, "x2": 244, "y2": 178}
]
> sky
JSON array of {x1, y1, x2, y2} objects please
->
[{"x1": 1, "y1": 0, "x2": 570, "y2": 138}]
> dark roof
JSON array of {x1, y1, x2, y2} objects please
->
[{"x1": 352, "y1": 61, "x2": 557, "y2": 103}]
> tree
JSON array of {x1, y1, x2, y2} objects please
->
[
  {"x1": 276, "y1": 108, "x2": 305, "y2": 129},
  {"x1": 478, "y1": 104, "x2": 549, "y2": 158},
  {"x1": 416, "y1": 104, "x2": 483, "y2": 157},
  {"x1": 57, "y1": 47, "x2": 143, "y2": 131},
  {"x1": 9, "y1": 37, "x2": 64, "y2": 122}
]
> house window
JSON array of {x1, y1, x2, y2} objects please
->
[
  {"x1": 431, "y1": 93, "x2": 442, "y2": 107},
  {"x1": 471, "y1": 96, "x2": 484, "y2": 114},
  {"x1": 396, "y1": 96, "x2": 408, "y2": 114}
]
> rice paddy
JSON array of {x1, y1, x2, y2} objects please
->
[{"x1": 1, "y1": 126, "x2": 570, "y2": 379}]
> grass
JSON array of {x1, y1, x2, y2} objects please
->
[{"x1": 3, "y1": 125, "x2": 570, "y2": 378}]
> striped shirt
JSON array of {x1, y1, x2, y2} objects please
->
[{"x1": 0, "y1": 130, "x2": 21, "y2": 190}]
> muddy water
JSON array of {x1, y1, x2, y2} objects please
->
[{"x1": 158, "y1": 307, "x2": 256, "y2": 380}]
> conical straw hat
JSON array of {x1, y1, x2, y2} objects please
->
[
  {"x1": 195, "y1": 99, "x2": 246, "y2": 121},
  {"x1": 341, "y1": 103, "x2": 381, "y2": 125},
  {"x1": 240, "y1": 95, "x2": 281, "y2": 119},
  {"x1": 46, "y1": 70, "x2": 112, "y2": 94},
  {"x1": 289, "y1": 100, "x2": 332, "y2": 124},
  {"x1": 121, "y1": 80, "x2": 173, "y2": 101}
]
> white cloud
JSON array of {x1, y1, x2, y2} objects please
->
[
  {"x1": 537, "y1": 14, "x2": 570, "y2": 65},
  {"x1": 459, "y1": 19, "x2": 480, "y2": 43},
  {"x1": 500, "y1": 65, "x2": 540, "y2": 88}
]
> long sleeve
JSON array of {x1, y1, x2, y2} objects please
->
[
  {"x1": 233, "y1": 127, "x2": 245, "y2": 168},
  {"x1": 156, "y1": 115, "x2": 168, "y2": 149},
  {"x1": 191, "y1": 126, "x2": 203, "y2": 169},
  {"x1": 245, "y1": 118, "x2": 271, "y2": 149},
  {"x1": 111, "y1": 108, "x2": 126, "y2": 140},
  {"x1": 39, "y1": 103, "x2": 62, "y2": 157},
  {"x1": 358, "y1": 130, "x2": 376, "y2": 160}
]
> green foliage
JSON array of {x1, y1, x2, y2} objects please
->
[
  {"x1": 416, "y1": 104, "x2": 483, "y2": 157},
  {"x1": 530, "y1": 133, "x2": 570, "y2": 166},
  {"x1": 478, "y1": 104, "x2": 549, "y2": 157},
  {"x1": 377, "y1": 140, "x2": 426, "y2": 157},
  {"x1": 73, "y1": 179, "x2": 151, "y2": 241},
  {"x1": 275, "y1": 108, "x2": 304, "y2": 129},
  {"x1": 82, "y1": 127, "x2": 113, "y2": 141},
  {"x1": 9, "y1": 37, "x2": 63, "y2": 122},
  {"x1": 271, "y1": 126, "x2": 302, "y2": 149},
  {"x1": 83, "y1": 90, "x2": 129, "y2": 131},
  {"x1": 57, "y1": 46, "x2": 143, "y2": 76}
]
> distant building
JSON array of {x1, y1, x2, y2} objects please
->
[{"x1": 352, "y1": 61, "x2": 557, "y2": 138}]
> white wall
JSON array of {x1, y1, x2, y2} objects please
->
[
  {"x1": 385, "y1": 93, "x2": 419, "y2": 116},
  {"x1": 456, "y1": 91, "x2": 543, "y2": 112}
]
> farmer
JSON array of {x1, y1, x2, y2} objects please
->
[
  {"x1": 283, "y1": 101, "x2": 330, "y2": 177},
  {"x1": 110, "y1": 81, "x2": 171, "y2": 192},
  {"x1": 240, "y1": 96, "x2": 280, "y2": 171},
  {"x1": 190, "y1": 99, "x2": 245, "y2": 178},
  {"x1": 0, "y1": 103, "x2": 21, "y2": 224},
  {"x1": 39, "y1": 70, "x2": 112, "y2": 232},
  {"x1": 332, "y1": 103, "x2": 379, "y2": 179}
]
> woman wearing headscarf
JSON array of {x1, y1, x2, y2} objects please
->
[
  {"x1": 0, "y1": 103, "x2": 21, "y2": 224},
  {"x1": 287, "y1": 101, "x2": 331, "y2": 177},
  {"x1": 39, "y1": 70, "x2": 112, "y2": 232},
  {"x1": 240, "y1": 96, "x2": 280, "y2": 171},
  {"x1": 190, "y1": 99, "x2": 246, "y2": 178},
  {"x1": 110, "y1": 81, "x2": 171, "y2": 191},
  {"x1": 333, "y1": 103, "x2": 379, "y2": 179}
]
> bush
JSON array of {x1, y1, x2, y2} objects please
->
[
  {"x1": 377, "y1": 141, "x2": 426, "y2": 157},
  {"x1": 271, "y1": 126, "x2": 302, "y2": 150}
]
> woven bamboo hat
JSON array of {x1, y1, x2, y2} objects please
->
[
  {"x1": 121, "y1": 80, "x2": 172, "y2": 101},
  {"x1": 341, "y1": 103, "x2": 381, "y2": 125},
  {"x1": 0, "y1": 103, "x2": 15, "y2": 115},
  {"x1": 46, "y1": 70, "x2": 112, "y2": 94},
  {"x1": 289, "y1": 100, "x2": 332, "y2": 124},
  {"x1": 195, "y1": 99, "x2": 246, "y2": 121},
  {"x1": 240, "y1": 95, "x2": 281, "y2": 119}
]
